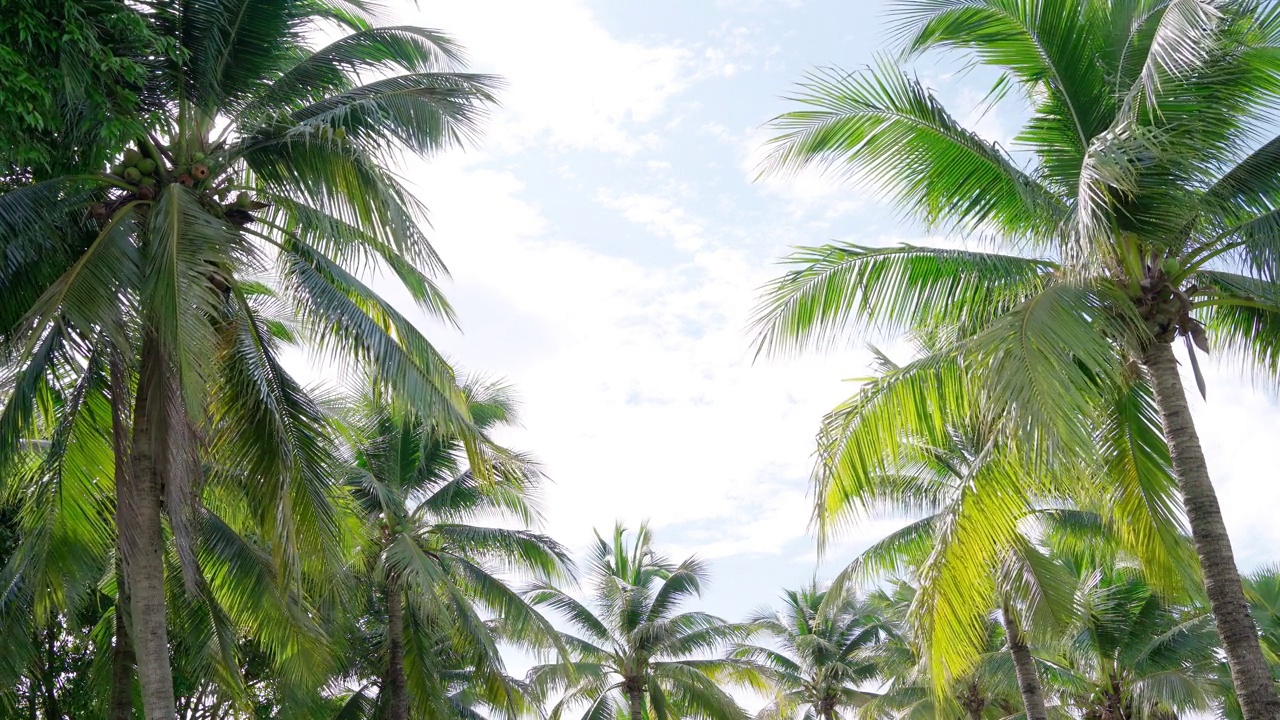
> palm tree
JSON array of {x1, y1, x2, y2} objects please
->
[
  {"x1": 731, "y1": 583, "x2": 888, "y2": 720},
  {"x1": 341, "y1": 379, "x2": 570, "y2": 720},
  {"x1": 526, "y1": 523, "x2": 752, "y2": 720},
  {"x1": 789, "y1": 346, "x2": 1194, "y2": 718},
  {"x1": 0, "y1": 2, "x2": 496, "y2": 717},
  {"x1": 753, "y1": 2, "x2": 1280, "y2": 715},
  {"x1": 858, "y1": 581, "x2": 1022, "y2": 720},
  {"x1": 1044, "y1": 562, "x2": 1221, "y2": 720}
]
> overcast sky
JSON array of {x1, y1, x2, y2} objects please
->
[{"x1": 342, "y1": 0, "x2": 1280, "y2": 626}]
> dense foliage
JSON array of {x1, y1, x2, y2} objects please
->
[
  {"x1": 0, "y1": 0, "x2": 157, "y2": 180},
  {"x1": 3, "y1": 1, "x2": 1280, "y2": 720}
]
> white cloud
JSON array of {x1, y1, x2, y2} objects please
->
[
  {"x1": 595, "y1": 189, "x2": 709, "y2": 251},
  {"x1": 401, "y1": 0, "x2": 692, "y2": 155},
  {"x1": 697, "y1": 24, "x2": 777, "y2": 79},
  {"x1": 392, "y1": 153, "x2": 879, "y2": 558},
  {"x1": 340, "y1": 0, "x2": 1280, "y2": 592},
  {"x1": 714, "y1": 0, "x2": 805, "y2": 10}
]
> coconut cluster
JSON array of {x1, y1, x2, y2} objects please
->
[
  {"x1": 110, "y1": 148, "x2": 162, "y2": 200},
  {"x1": 1134, "y1": 259, "x2": 1210, "y2": 350},
  {"x1": 94, "y1": 144, "x2": 268, "y2": 227}
]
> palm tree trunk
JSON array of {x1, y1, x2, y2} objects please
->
[
  {"x1": 627, "y1": 686, "x2": 644, "y2": 720},
  {"x1": 109, "y1": 353, "x2": 135, "y2": 720},
  {"x1": 1142, "y1": 342, "x2": 1280, "y2": 720},
  {"x1": 41, "y1": 626, "x2": 62, "y2": 720},
  {"x1": 999, "y1": 604, "x2": 1048, "y2": 720},
  {"x1": 110, "y1": 589, "x2": 136, "y2": 720},
  {"x1": 386, "y1": 586, "x2": 407, "y2": 720},
  {"x1": 121, "y1": 345, "x2": 176, "y2": 720}
]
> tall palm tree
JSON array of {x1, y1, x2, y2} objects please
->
[
  {"x1": 753, "y1": 2, "x2": 1280, "y2": 715},
  {"x1": 731, "y1": 583, "x2": 888, "y2": 720},
  {"x1": 0, "y1": 2, "x2": 496, "y2": 717},
  {"x1": 341, "y1": 379, "x2": 571, "y2": 720},
  {"x1": 525, "y1": 523, "x2": 752, "y2": 720}
]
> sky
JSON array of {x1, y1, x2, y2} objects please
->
[{"x1": 346, "y1": 0, "x2": 1280, "y2": 629}]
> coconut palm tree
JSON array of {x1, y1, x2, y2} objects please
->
[
  {"x1": 753, "y1": 2, "x2": 1280, "y2": 715},
  {"x1": 857, "y1": 581, "x2": 1022, "y2": 720},
  {"x1": 1043, "y1": 562, "x2": 1221, "y2": 720},
  {"x1": 731, "y1": 582, "x2": 888, "y2": 720},
  {"x1": 0, "y1": 2, "x2": 497, "y2": 717},
  {"x1": 795, "y1": 344, "x2": 1196, "y2": 719},
  {"x1": 525, "y1": 523, "x2": 752, "y2": 720},
  {"x1": 340, "y1": 379, "x2": 571, "y2": 720}
]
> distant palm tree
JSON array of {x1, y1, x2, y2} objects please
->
[
  {"x1": 732, "y1": 583, "x2": 888, "y2": 720},
  {"x1": 1045, "y1": 563, "x2": 1220, "y2": 720},
  {"x1": 0, "y1": 2, "x2": 497, "y2": 717},
  {"x1": 341, "y1": 379, "x2": 570, "y2": 720},
  {"x1": 858, "y1": 582, "x2": 1021, "y2": 720},
  {"x1": 526, "y1": 523, "x2": 752, "y2": 720},
  {"x1": 753, "y1": 2, "x2": 1280, "y2": 715}
]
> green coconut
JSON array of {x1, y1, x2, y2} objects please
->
[
  {"x1": 138, "y1": 176, "x2": 156, "y2": 187},
  {"x1": 123, "y1": 167, "x2": 142, "y2": 183},
  {"x1": 110, "y1": 163, "x2": 127, "y2": 176},
  {"x1": 122, "y1": 148, "x2": 142, "y2": 166},
  {"x1": 136, "y1": 158, "x2": 157, "y2": 175},
  {"x1": 235, "y1": 191, "x2": 252, "y2": 207},
  {"x1": 1159, "y1": 258, "x2": 1180, "y2": 277}
]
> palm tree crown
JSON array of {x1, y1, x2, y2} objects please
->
[
  {"x1": 1049, "y1": 563, "x2": 1220, "y2": 720},
  {"x1": 733, "y1": 583, "x2": 888, "y2": 720},
  {"x1": 526, "y1": 523, "x2": 752, "y2": 720}
]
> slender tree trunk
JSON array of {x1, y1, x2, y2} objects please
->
[
  {"x1": 109, "y1": 353, "x2": 136, "y2": 720},
  {"x1": 41, "y1": 626, "x2": 61, "y2": 720},
  {"x1": 1142, "y1": 342, "x2": 1280, "y2": 720},
  {"x1": 386, "y1": 586, "x2": 407, "y2": 720},
  {"x1": 110, "y1": 588, "x2": 136, "y2": 720},
  {"x1": 122, "y1": 344, "x2": 176, "y2": 720},
  {"x1": 627, "y1": 685, "x2": 644, "y2": 720},
  {"x1": 999, "y1": 604, "x2": 1048, "y2": 720}
]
